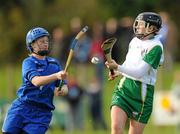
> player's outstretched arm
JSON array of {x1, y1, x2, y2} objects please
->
[
  {"x1": 31, "y1": 71, "x2": 67, "y2": 87},
  {"x1": 105, "y1": 59, "x2": 151, "y2": 79}
]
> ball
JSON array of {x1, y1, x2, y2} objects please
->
[{"x1": 91, "y1": 57, "x2": 99, "y2": 64}]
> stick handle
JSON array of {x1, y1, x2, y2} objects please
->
[
  {"x1": 105, "y1": 55, "x2": 115, "y2": 75},
  {"x1": 58, "y1": 26, "x2": 88, "y2": 90},
  {"x1": 110, "y1": 69, "x2": 114, "y2": 75},
  {"x1": 64, "y1": 49, "x2": 74, "y2": 72}
]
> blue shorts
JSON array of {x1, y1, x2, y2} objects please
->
[{"x1": 2, "y1": 99, "x2": 52, "y2": 134}]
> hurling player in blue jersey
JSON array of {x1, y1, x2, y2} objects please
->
[{"x1": 2, "y1": 27, "x2": 68, "y2": 134}]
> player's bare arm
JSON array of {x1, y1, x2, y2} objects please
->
[
  {"x1": 105, "y1": 59, "x2": 151, "y2": 79},
  {"x1": 31, "y1": 71, "x2": 67, "y2": 87}
]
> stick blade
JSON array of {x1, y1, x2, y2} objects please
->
[
  {"x1": 101, "y1": 37, "x2": 117, "y2": 54},
  {"x1": 101, "y1": 37, "x2": 117, "y2": 50},
  {"x1": 101, "y1": 37, "x2": 117, "y2": 77}
]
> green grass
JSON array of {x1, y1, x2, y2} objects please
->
[
  {"x1": 0, "y1": 63, "x2": 179, "y2": 134},
  {"x1": 46, "y1": 122, "x2": 177, "y2": 134}
]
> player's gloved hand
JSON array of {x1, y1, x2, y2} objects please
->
[
  {"x1": 108, "y1": 70, "x2": 121, "y2": 81},
  {"x1": 56, "y1": 70, "x2": 68, "y2": 80},
  {"x1": 55, "y1": 85, "x2": 68, "y2": 96},
  {"x1": 105, "y1": 60, "x2": 119, "y2": 70}
]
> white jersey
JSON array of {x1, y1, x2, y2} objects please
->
[{"x1": 122, "y1": 36, "x2": 164, "y2": 85}]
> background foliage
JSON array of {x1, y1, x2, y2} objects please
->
[{"x1": 0, "y1": 0, "x2": 179, "y2": 64}]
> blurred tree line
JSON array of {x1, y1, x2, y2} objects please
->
[{"x1": 0, "y1": 0, "x2": 179, "y2": 64}]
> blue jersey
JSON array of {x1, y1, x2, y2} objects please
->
[{"x1": 17, "y1": 56, "x2": 62, "y2": 110}]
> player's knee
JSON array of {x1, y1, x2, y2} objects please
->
[{"x1": 111, "y1": 123, "x2": 123, "y2": 134}]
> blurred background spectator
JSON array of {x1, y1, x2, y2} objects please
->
[
  {"x1": 118, "y1": 16, "x2": 134, "y2": 63},
  {"x1": 65, "y1": 76, "x2": 84, "y2": 131},
  {"x1": 158, "y1": 11, "x2": 178, "y2": 71},
  {"x1": 87, "y1": 21, "x2": 108, "y2": 130},
  {"x1": 51, "y1": 25, "x2": 65, "y2": 65},
  {"x1": 104, "y1": 18, "x2": 120, "y2": 62}
]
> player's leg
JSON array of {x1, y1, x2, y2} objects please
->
[
  {"x1": 2, "y1": 107, "x2": 24, "y2": 134},
  {"x1": 23, "y1": 123, "x2": 48, "y2": 134},
  {"x1": 111, "y1": 105, "x2": 127, "y2": 134},
  {"x1": 23, "y1": 108, "x2": 52, "y2": 134},
  {"x1": 128, "y1": 82, "x2": 153, "y2": 134},
  {"x1": 128, "y1": 119, "x2": 146, "y2": 134},
  {"x1": 2, "y1": 117, "x2": 22, "y2": 134},
  {"x1": 2, "y1": 130, "x2": 28, "y2": 134}
]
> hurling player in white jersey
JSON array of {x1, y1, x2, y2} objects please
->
[{"x1": 105, "y1": 12, "x2": 164, "y2": 134}]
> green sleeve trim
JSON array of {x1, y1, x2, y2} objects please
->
[{"x1": 143, "y1": 45, "x2": 162, "y2": 69}]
